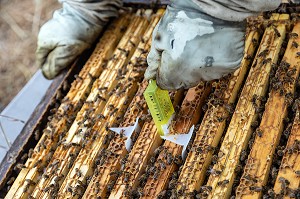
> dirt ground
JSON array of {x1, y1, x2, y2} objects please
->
[{"x1": 0, "y1": 0, "x2": 59, "y2": 111}]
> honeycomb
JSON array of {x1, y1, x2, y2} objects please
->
[{"x1": 2, "y1": 8, "x2": 300, "y2": 199}]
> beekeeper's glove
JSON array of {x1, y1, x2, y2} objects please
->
[
  {"x1": 36, "y1": 0, "x2": 122, "y2": 79},
  {"x1": 145, "y1": 0, "x2": 280, "y2": 90}
]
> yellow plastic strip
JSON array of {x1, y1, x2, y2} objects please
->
[{"x1": 144, "y1": 80, "x2": 175, "y2": 135}]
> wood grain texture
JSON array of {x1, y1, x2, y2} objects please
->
[
  {"x1": 236, "y1": 20, "x2": 300, "y2": 199},
  {"x1": 175, "y1": 27, "x2": 262, "y2": 198},
  {"x1": 206, "y1": 14, "x2": 289, "y2": 199}
]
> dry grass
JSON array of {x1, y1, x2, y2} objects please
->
[{"x1": 0, "y1": 0, "x2": 59, "y2": 111}]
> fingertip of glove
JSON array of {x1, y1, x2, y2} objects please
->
[
  {"x1": 156, "y1": 75, "x2": 173, "y2": 90},
  {"x1": 144, "y1": 70, "x2": 155, "y2": 81},
  {"x1": 40, "y1": 59, "x2": 58, "y2": 80},
  {"x1": 41, "y1": 67, "x2": 56, "y2": 80}
]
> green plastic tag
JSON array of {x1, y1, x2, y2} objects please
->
[{"x1": 143, "y1": 80, "x2": 174, "y2": 136}]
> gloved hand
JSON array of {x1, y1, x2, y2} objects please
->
[
  {"x1": 145, "y1": 0, "x2": 280, "y2": 90},
  {"x1": 36, "y1": 0, "x2": 122, "y2": 79}
]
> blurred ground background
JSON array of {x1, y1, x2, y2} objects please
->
[{"x1": 0, "y1": 0, "x2": 59, "y2": 111}]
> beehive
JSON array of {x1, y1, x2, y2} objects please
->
[{"x1": 1, "y1": 6, "x2": 300, "y2": 199}]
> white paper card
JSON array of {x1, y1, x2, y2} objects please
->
[
  {"x1": 161, "y1": 113, "x2": 175, "y2": 136},
  {"x1": 161, "y1": 125, "x2": 194, "y2": 159},
  {"x1": 109, "y1": 117, "x2": 140, "y2": 152}
]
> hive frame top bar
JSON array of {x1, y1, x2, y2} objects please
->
[{"x1": 0, "y1": 2, "x2": 299, "y2": 197}]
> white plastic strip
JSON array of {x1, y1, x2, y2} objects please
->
[
  {"x1": 161, "y1": 125, "x2": 194, "y2": 159},
  {"x1": 110, "y1": 117, "x2": 140, "y2": 152},
  {"x1": 161, "y1": 113, "x2": 175, "y2": 136}
]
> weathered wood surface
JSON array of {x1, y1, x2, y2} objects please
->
[
  {"x1": 273, "y1": 100, "x2": 300, "y2": 198},
  {"x1": 3, "y1": 10, "x2": 300, "y2": 199},
  {"x1": 5, "y1": 14, "x2": 132, "y2": 199},
  {"x1": 236, "y1": 20, "x2": 300, "y2": 199},
  {"x1": 175, "y1": 26, "x2": 262, "y2": 198},
  {"x1": 141, "y1": 82, "x2": 211, "y2": 198},
  {"x1": 82, "y1": 10, "x2": 164, "y2": 199},
  {"x1": 30, "y1": 14, "x2": 148, "y2": 199},
  {"x1": 206, "y1": 14, "x2": 289, "y2": 199}
]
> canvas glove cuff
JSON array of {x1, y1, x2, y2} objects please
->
[
  {"x1": 145, "y1": 0, "x2": 280, "y2": 90},
  {"x1": 145, "y1": 3, "x2": 246, "y2": 90},
  {"x1": 36, "y1": 0, "x2": 122, "y2": 79}
]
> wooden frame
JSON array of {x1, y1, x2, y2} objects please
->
[{"x1": 0, "y1": 1, "x2": 299, "y2": 197}]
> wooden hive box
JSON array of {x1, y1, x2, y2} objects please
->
[{"x1": 0, "y1": 1, "x2": 300, "y2": 199}]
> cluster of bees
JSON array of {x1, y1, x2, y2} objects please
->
[{"x1": 1, "y1": 8, "x2": 300, "y2": 199}]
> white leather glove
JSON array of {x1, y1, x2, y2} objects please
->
[
  {"x1": 36, "y1": 0, "x2": 122, "y2": 79},
  {"x1": 145, "y1": 0, "x2": 280, "y2": 90}
]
